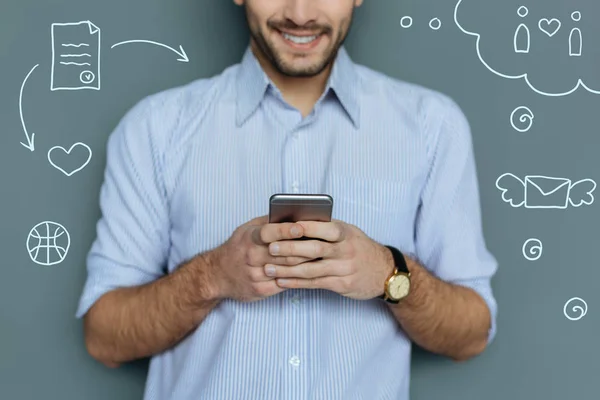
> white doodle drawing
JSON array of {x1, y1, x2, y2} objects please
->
[
  {"x1": 522, "y1": 238, "x2": 542, "y2": 261},
  {"x1": 569, "y1": 11, "x2": 582, "y2": 57},
  {"x1": 26, "y1": 221, "x2": 70, "y2": 266},
  {"x1": 563, "y1": 297, "x2": 587, "y2": 321},
  {"x1": 400, "y1": 16, "x2": 413, "y2": 28},
  {"x1": 19, "y1": 64, "x2": 39, "y2": 151},
  {"x1": 429, "y1": 18, "x2": 442, "y2": 31},
  {"x1": 538, "y1": 18, "x2": 561, "y2": 37},
  {"x1": 514, "y1": 6, "x2": 530, "y2": 53},
  {"x1": 51, "y1": 21, "x2": 101, "y2": 91},
  {"x1": 510, "y1": 106, "x2": 534, "y2": 132},
  {"x1": 496, "y1": 173, "x2": 596, "y2": 209},
  {"x1": 454, "y1": 0, "x2": 600, "y2": 96},
  {"x1": 47, "y1": 142, "x2": 92, "y2": 176},
  {"x1": 111, "y1": 40, "x2": 189, "y2": 62}
]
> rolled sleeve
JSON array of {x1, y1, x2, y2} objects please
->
[
  {"x1": 413, "y1": 96, "x2": 498, "y2": 345},
  {"x1": 75, "y1": 98, "x2": 170, "y2": 319}
]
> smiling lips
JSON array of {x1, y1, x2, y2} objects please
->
[{"x1": 276, "y1": 29, "x2": 324, "y2": 50}]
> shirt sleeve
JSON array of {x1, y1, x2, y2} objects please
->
[
  {"x1": 412, "y1": 96, "x2": 498, "y2": 346},
  {"x1": 75, "y1": 97, "x2": 170, "y2": 319}
]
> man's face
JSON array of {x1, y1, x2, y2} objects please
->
[{"x1": 235, "y1": 0, "x2": 363, "y2": 77}]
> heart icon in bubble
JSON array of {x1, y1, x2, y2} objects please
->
[
  {"x1": 47, "y1": 142, "x2": 92, "y2": 176},
  {"x1": 538, "y1": 18, "x2": 561, "y2": 37}
]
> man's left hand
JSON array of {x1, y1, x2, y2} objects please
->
[{"x1": 263, "y1": 219, "x2": 394, "y2": 300}]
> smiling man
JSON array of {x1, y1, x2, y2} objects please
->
[{"x1": 76, "y1": 1, "x2": 498, "y2": 399}]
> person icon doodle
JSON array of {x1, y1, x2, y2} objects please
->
[
  {"x1": 569, "y1": 11, "x2": 582, "y2": 56},
  {"x1": 514, "y1": 6, "x2": 531, "y2": 54}
]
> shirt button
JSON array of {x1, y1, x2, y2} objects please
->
[
  {"x1": 291, "y1": 132, "x2": 298, "y2": 139},
  {"x1": 289, "y1": 355, "x2": 301, "y2": 367},
  {"x1": 290, "y1": 295, "x2": 301, "y2": 305},
  {"x1": 292, "y1": 181, "x2": 300, "y2": 193}
]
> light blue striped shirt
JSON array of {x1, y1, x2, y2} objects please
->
[{"x1": 76, "y1": 45, "x2": 498, "y2": 400}]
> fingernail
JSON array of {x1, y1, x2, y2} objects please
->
[
  {"x1": 277, "y1": 279, "x2": 289, "y2": 285},
  {"x1": 290, "y1": 226, "x2": 300, "y2": 237},
  {"x1": 270, "y1": 243, "x2": 279, "y2": 255},
  {"x1": 265, "y1": 265, "x2": 276, "y2": 276}
]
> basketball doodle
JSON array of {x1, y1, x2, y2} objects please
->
[{"x1": 26, "y1": 221, "x2": 70, "y2": 266}]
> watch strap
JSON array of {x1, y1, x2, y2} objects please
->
[
  {"x1": 378, "y1": 245, "x2": 409, "y2": 303},
  {"x1": 385, "y1": 245, "x2": 409, "y2": 274}
]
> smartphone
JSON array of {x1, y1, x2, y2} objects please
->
[{"x1": 269, "y1": 193, "x2": 333, "y2": 224}]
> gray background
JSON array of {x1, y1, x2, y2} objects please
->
[{"x1": 1, "y1": 0, "x2": 599, "y2": 399}]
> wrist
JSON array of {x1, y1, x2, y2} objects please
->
[
  {"x1": 378, "y1": 245, "x2": 396, "y2": 297},
  {"x1": 177, "y1": 250, "x2": 222, "y2": 305},
  {"x1": 197, "y1": 247, "x2": 227, "y2": 302}
]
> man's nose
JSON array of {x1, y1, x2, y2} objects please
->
[{"x1": 282, "y1": 0, "x2": 319, "y2": 28}]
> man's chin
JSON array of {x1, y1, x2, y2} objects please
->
[
  {"x1": 276, "y1": 64, "x2": 328, "y2": 78},
  {"x1": 274, "y1": 54, "x2": 331, "y2": 77}
]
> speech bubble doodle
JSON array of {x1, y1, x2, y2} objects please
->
[{"x1": 454, "y1": 0, "x2": 600, "y2": 97}]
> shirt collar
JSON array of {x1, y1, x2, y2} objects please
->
[
  {"x1": 235, "y1": 46, "x2": 360, "y2": 128},
  {"x1": 325, "y1": 46, "x2": 360, "y2": 128}
]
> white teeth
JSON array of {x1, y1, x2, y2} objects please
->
[{"x1": 281, "y1": 32, "x2": 318, "y2": 44}]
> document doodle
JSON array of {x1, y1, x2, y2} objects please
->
[
  {"x1": 496, "y1": 173, "x2": 596, "y2": 209},
  {"x1": 26, "y1": 221, "x2": 70, "y2": 266},
  {"x1": 47, "y1": 142, "x2": 92, "y2": 176},
  {"x1": 51, "y1": 21, "x2": 101, "y2": 91}
]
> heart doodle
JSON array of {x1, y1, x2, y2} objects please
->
[
  {"x1": 47, "y1": 142, "x2": 92, "y2": 176},
  {"x1": 538, "y1": 18, "x2": 561, "y2": 37}
]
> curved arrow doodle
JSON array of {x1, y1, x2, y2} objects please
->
[
  {"x1": 20, "y1": 64, "x2": 39, "y2": 151},
  {"x1": 111, "y1": 40, "x2": 189, "y2": 62}
]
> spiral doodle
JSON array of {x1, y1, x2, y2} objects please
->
[
  {"x1": 563, "y1": 297, "x2": 588, "y2": 321},
  {"x1": 510, "y1": 106, "x2": 534, "y2": 132},
  {"x1": 522, "y1": 238, "x2": 542, "y2": 261}
]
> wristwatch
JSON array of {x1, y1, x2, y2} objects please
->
[{"x1": 378, "y1": 245, "x2": 411, "y2": 304}]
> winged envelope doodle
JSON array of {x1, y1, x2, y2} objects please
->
[
  {"x1": 525, "y1": 176, "x2": 571, "y2": 209},
  {"x1": 496, "y1": 173, "x2": 596, "y2": 209}
]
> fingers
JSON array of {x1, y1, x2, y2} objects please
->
[
  {"x1": 252, "y1": 222, "x2": 304, "y2": 245},
  {"x1": 270, "y1": 255, "x2": 315, "y2": 265},
  {"x1": 264, "y1": 259, "x2": 350, "y2": 279},
  {"x1": 268, "y1": 239, "x2": 336, "y2": 260},
  {"x1": 296, "y1": 220, "x2": 346, "y2": 242},
  {"x1": 251, "y1": 280, "x2": 286, "y2": 298}
]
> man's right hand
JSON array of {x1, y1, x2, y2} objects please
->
[{"x1": 207, "y1": 215, "x2": 313, "y2": 302}]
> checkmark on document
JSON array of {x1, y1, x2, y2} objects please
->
[{"x1": 51, "y1": 21, "x2": 101, "y2": 91}]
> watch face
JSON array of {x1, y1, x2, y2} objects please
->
[{"x1": 389, "y1": 275, "x2": 410, "y2": 300}]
